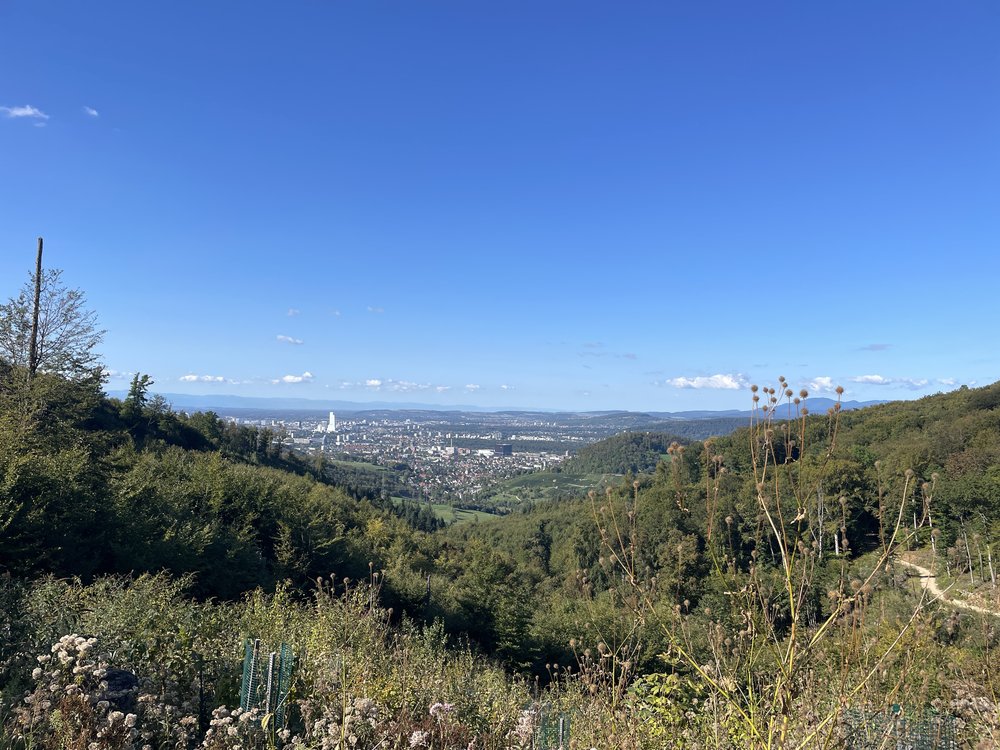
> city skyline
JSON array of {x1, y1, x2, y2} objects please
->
[{"x1": 2, "y1": 2, "x2": 997, "y2": 411}]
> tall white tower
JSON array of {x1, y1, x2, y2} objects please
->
[{"x1": 327, "y1": 412, "x2": 337, "y2": 433}]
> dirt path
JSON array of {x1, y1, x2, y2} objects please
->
[{"x1": 897, "y1": 558, "x2": 999, "y2": 616}]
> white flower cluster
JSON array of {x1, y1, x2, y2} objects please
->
[
  {"x1": 10, "y1": 634, "x2": 204, "y2": 750},
  {"x1": 508, "y1": 708, "x2": 537, "y2": 748}
]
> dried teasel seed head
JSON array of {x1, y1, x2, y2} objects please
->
[
  {"x1": 778, "y1": 375, "x2": 786, "y2": 383},
  {"x1": 835, "y1": 385, "x2": 844, "y2": 395},
  {"x1": 751, "y1": 384, "x2": 759, "y2": 392},
  {"x1": 905, "y1": 469, "x2": 915, "y2": 479},
  {"x1": 799, "y1": 389, "x2": 808, "y2": 399},
  {"x1": 785, "y1": 388, "x2": 793, "y2": 398},
  {"x1": 801, "y1": 407, "x2": 809, "y2": 416}
]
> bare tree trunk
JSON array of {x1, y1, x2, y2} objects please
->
[
  {"x1": 989, "y1": 544, "x2": 996, "y2": 588},
  {"x1": 27, "y1": 236, "x2": 43, "y2": 381},
  {"x1": 962, "y1": 521, "x2": 975, "y2": 585},
  {"x1": 977, "y1": 537, "x2": 985, "y2": 584}
]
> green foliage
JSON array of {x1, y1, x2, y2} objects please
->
[{"x1": 562, "y1": 431, "x2": 685, "y2": 475}]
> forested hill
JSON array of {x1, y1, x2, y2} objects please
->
[
  {"x1": 560, "y1": 431, "x2": 685, "y2": 475},
  {"x1": 6, "y1": 317, "x2": 1000, "y2": 676}
]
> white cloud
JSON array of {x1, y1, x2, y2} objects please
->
[
  {"x1": 276, "y1": 334, "x2": 303, "y2": 345},
  {"x1": 938, "y1": 378, "x2": 957, "y2": 386},
  {"x1": 851, "y1": 374, "x2": 892, "y2": 385},
  {"x1": 464, "y1": 384, "x2": 481, "y2": 392},
  {"x1": 180, "y1": 374, "x2": 226, "y2": 383},
  {"x1": 1, "y1": 104, "x2": 49, "y2": 120},
  {"x1": 367, "y1": 306, "x2": 384, "y2": 314},
  {"x1": 850, "y1": 374, "x2": 928, "y2": 390},
  {"x1": 390, "y1": 380, "x2": 429, "y2": 392},
  {"x1": 287, "y1": 308, "x2": 300, "y2": 316},
  {"x1": 82, "y1": 106, "x2": 99, "y2": 118},
  {"x1": 272, "y1": 371, "x2": 313, "y2": 384},
  {"x1": 102, "y1": 368, "x2": 131, "y2": 379},
  {"x1": 500, "y1": 384, "x2": 514, "y2": 391},
  {"x1": 331, "y1": 309, "x2": 341, "y2": 317},
  {"x1": 335, "y1": 378, "x2": 452, "y2": 393},
  {"x1": 665, "y1": 373, "x2": 749, "y2": 390},
  {"x1": 807, "y1": 376, "x2": 837, "y2": 394}
]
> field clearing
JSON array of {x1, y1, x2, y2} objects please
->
[
  {"x1": 391, "y1": 497, "x2": 498, "y2": 524},
  {"x1": 486, "y1": 471, "x2": 623, "y2": 505}
]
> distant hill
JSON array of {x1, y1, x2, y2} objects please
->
[
  {"x1": 646, "y1": 398, "x2": 884, "y2": 420},
  {"x1": 105, "y1": 391, "x2": 884, "y2": 426},
  {"x1": 104, "y1": 391, "x2": 497, "y2": 412}
]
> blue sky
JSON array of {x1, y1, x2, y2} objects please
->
[{"x1": 2, "y1": 2, "x2": 997, "y2": 411}]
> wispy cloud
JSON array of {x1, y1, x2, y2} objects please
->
[
  {"x1": 464, "y1": 384, "x2": 481, "y2": 392},
  {"x1": 860, "y1": 343, "x2": 891, "y2": 351},
  {"x1": 850, "y1": 374, "x2": 928, "y2": 389},
  {"x1": 2, "y1": 104, "x2": 49, "y2": 121},
  {"x1": 331, "y1": 309, "x2": 341, "y2": 317},
  {"x1": 367, "y1": 306, "x2": 384, "y2": 314},
  {"x1": 276, "y1": 334, "x2": 303, "y2": 345},
  {"x1": 272, "y1": 371, "x2": 313, "y2": 384},
  {"x1": 180, "y1": 374, "x2": 226, "y2": 383},
  {"x1": 500, "y1": 384, "x2": 514, "y2": 391},
  {"x1": 663, "y1": 373, "x2": 749, "y2": 390},
  {"x1": 287, "y1": 308, "x2": 300, "y2": 317},
  {"x1": 102, "y1": 368, "x2": 134, "y2": 380},
  {"x1": 333, "y1": 378, "x2": 454, "y2": 393},
  {"x1": 938, "y1": 378, "x2": 958, "y2": 386},
  {"x1": 364, "y1": 378, "x2": 441, "y2": 392},
  {"x1": 82, "y1": 106, "x2": 99, "y2": 118}
]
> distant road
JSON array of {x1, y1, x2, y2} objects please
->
[{"x1": 898, "y1": 558, "x2": 998, "y2": 617}]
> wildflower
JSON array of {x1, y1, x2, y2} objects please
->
[
  {"x1": 410, "y1": 729, "x2": 430, "y2": 748},
  {"x1": 429, "y1": 701, "x2": 455, "y2": 719}
]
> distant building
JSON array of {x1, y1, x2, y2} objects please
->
[
  {"x1": 494, "y1": 444, "x2": 513, "y2": 457},
  {"x1": 327, "y1": 412, "x2": 337, "y2": 433}
]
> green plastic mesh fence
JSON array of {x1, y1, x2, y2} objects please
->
[
  {"x1": 842, "y1": 706, "x2": 958, "y2": 750},
  {"x1": 239, "y1": 639, "x2": 295, "y2": 728},
  {"x1": 535, "y1": 704, "x2": 571, "y2": 750}
]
